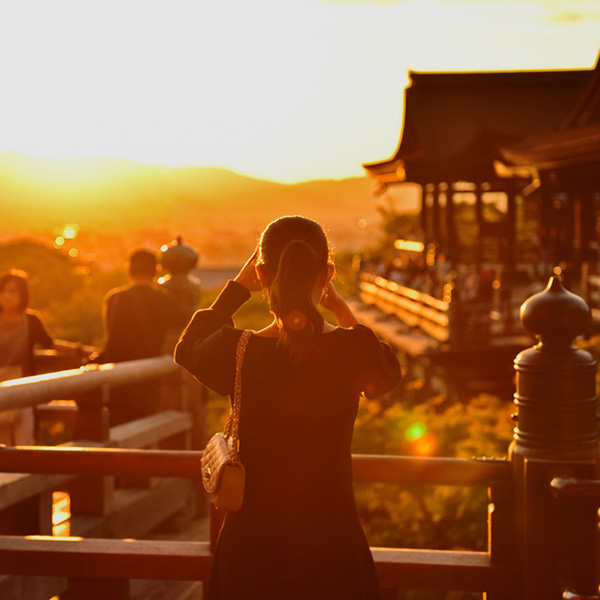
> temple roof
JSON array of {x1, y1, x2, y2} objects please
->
[
  {"x1": 364, "y1": 67, "x2": 594, "y2": 185},
  {"x1": 499, "y1": 122, "x2": 600, "y2": 171},
  {"x1": 499, "y1": 55, "x2": 600, "y2": 171}
]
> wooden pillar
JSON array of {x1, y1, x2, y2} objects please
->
[
  {"x1": 432, "y1": 187, "x2": 440, "y2": 246},
  {"x1": 73, "y1": 385, "x2": 110, "y2": 443},
  {"x1": 71, "y1": 384, "x2": 114, "y2": 516},
  {"x1": 505, "y1": 186, "x2": 516, "y2": 278},
  {"x1": 503, "y1": 184, "x2": 518, "y2": 333},
  {"x1": 487, "y1": 479, "x2": 516, "y2": 600},
  {"x1": 0, "y1": 492, "x2": 54, "y2": 535},
  {"x1": 419, "y1": 185, "x2": 428, "y2": 234},
  {"x1": 446, "y1": 184, "x2": 457, "y2": 267},
  {"x1": 510, "y1": 276, "x2": 599, "y2": 600},
  {"x1": 475, "y1": 184, "x2": 483, "y2": 267}
]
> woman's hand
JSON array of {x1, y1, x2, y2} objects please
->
[
  {"x1": 320, "y1": 282, "x2": 359, "y2": 327},
  {"x1": 233, "y1": 249, "x2": 262, "y2": 292},
  {"x1": 320, "y1": 281, "x2": 344, "y2": 313}
]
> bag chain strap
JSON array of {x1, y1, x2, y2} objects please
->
[{"x1": 224, "y1": 330, "x2": 252, "y2": 464}]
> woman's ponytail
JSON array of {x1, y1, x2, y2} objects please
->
[
  {"x1": 258, "y1": 215, "x2": 332, "y2": 362},
  {"x1": 269, "y1": 239, "x2": 324, "y2": 362}
]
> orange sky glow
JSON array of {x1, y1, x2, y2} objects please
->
[{"x1": 0, "y1": 0, "x2": 599, "y2": 184}]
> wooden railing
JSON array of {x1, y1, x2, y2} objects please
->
[
  {"x1": 0, "y1": 356, "x2": 202, "y2": 600},
  {"x1": 358, "y1": 272, "x2": 524, "y2": 348},
  {"x1": 0, "y1": 275, "x2": 598, "y2": 600},
  {"x1": 0, "y1": 445, "x2": 514, "y2": 600},
  {"x1": 359, "y1": 273, "x2": 451, "y2": 342}
]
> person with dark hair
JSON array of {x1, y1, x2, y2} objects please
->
[
  {"x1": 94, "y1": 249, "x2": 183, "y2": 426},
  {"x1": 175, "y1": 215, "x2": 401, "y2": 599},
  {"x1": 0, "y1": 269, "x2": 89, "y2": 444}
]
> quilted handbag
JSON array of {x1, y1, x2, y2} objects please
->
[{"x1": 201, "y1": 330, "x2": 251, "y2": 511}]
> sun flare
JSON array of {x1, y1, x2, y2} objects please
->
[{"x1": 0, "y1": 0, "x2": 598, "y2": 183}]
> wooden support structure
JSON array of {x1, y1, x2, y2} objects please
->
[
  {"x1": 0, "y1": 536, "x2": 516, "y2": 595},
  {"x1": 0, "y1": 353, "x2": 201, "y2": 600},
  {"x1": 0, "y1": 277, "x2": 599, "y2": 598}
]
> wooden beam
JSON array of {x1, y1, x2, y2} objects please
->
[
  {"x1": 0, "y1": 473, "x2": 73, "y2": 512},
  {"x1": 0, "y1": 536, "x2": 515, "y2": 593},
  {"x1": 0, "y1": 445, "x2": 202, "y2": 478},
  {"x1": 69, "y1": 478, "x2": 196, "y2": 539},
  {"x1": 0, "y1": 446, "x2": 510, "y2": 486},
  {"x1": 109, "y1": 411, "x2": 193, "y2": 449},
  {"x1": 0, "y1": 536, "x2": 213, "y2": 581},
  {"x1": 352, "y1": 454, "x2": 511, "y2": 486},
  {"x1": 372, "y1": 547, "x2": 514, "y2": 593}
]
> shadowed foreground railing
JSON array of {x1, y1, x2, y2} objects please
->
[
  {"x1": 0, "y1": 446, "x2": 514, "y2": 599},
  {"x1": 0, "y1": 354, "x2": 203, "y2": 600},
  {"x1": 0, "y1": 275, "x2": 598, "y2": 600}
]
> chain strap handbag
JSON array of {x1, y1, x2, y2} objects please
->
[{"x1": 201, "y1": 329, "x2": 251, "y2": 511}]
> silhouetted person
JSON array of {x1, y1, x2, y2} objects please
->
[
  {"x1": 0, "y1": 269, "x2": 92, "y2": 444},
  {"x1": 95, "y1": 249, "x2": 182, "y2": 426},
  {"x1": 176, "y1": 216, "x2": 402, "y2": 599}
]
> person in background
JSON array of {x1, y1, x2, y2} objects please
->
[
  {"x1": 92, "y1": 249, "x2": 183, "y2": 426},
  {"x1": 0, "y1": 269, "x2": 90, "y2": 445},
  {"x1": 175, "y1": 215, "x2": 402, "y2": 600}
]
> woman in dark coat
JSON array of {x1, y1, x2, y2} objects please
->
[{"x1": 175, "y1": 216, "x2": 401, "y2": 599}]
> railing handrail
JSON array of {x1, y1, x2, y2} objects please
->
[
  {"x1": 360, "y1": 272, "x2": 525, "y2": 342},
  {"x1": 362, "y1": 273, "x2": 449, "y2": 312},
  {"x1": 352, "y1": 454, "x2": 510, "y2": 485},
  {"x1": 0, "y1": 356, "x2": 180, "y2": 411},
  {"x1": 0, "y1": 446, "x2": 511, "y2": 486}
]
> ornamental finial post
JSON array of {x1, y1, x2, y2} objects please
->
[{"x1": 509, "y1": 274, "x2": 599, "y2": 600}]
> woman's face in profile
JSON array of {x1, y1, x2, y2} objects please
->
[{"x1": 0, "y1": 281, "x2": 22, "y2": 313}]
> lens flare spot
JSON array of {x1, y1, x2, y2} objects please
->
[
  {"x1": 284, "y1": 310, "x2": 308, "y2": 332},
  {"x1": 412, "y1": 434, "x2": 437, "y2": 456},
  {"x1": 406, "y1": 422, "x2": 426, "y2": 441}
]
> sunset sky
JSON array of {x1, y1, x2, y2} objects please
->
[{"x1": 0, "y1": 0, "x2": 599, "y2": 183}]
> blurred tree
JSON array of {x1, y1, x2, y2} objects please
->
[
  {"x1": 353, "y1": 392, "x2": 513, "y2": 554},
  {"x1": 0, "y1": 239, "x2": 126, "y2": 346},
  {"x1": 0, "y1": 240, "x2": 80, "y2": 309}
]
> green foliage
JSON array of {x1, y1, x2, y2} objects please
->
[
  {"x1": 333, "y1": 249, "x2": 360, "y2": 297},
  {"x1": 0, "y1": 240, "x2": 81, "y2": 310},
  {"x1": 352, "y1": 393, "x2": 513, "y2": 553}
]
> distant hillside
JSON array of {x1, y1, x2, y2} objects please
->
[{"x1": 0, "y1": 153, "x2": 416, "y2": 265}]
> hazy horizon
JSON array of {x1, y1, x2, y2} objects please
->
[{"x1": 0, "y1": 1, "x2": 598, "y2": 183}]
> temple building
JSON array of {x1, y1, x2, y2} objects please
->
[{"x1": 363, "y1": 51, "x2": 600, "y2": 291}]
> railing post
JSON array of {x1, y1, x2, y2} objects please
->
[
  {"x1": 487, "y1": 478, "x2": 515, "y2": 600},
  {"x1": 73, "y1": 383, "x2": 110, "y2": 443},
  {"x1": 71, "y1": 384, "x2": 115, "y2": 516},
  {"x1": 510, "y1": 275, "x2": 599, "y2": 600}
]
